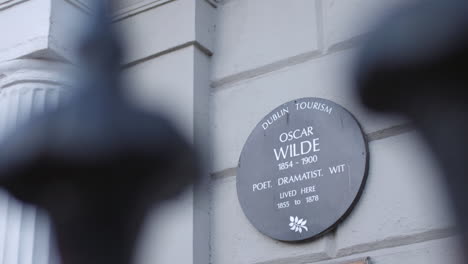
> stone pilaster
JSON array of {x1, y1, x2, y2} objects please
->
[{"x1": 0, "y1": 59, "x2": 73, "y2": 264}]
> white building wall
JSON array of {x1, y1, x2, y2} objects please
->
[
  {"x1": 0, "y1": 1, "x2": 463, "y2": 264},
  {"x1": 209, "y1": 0, "x2": 462, "y2": 264}
]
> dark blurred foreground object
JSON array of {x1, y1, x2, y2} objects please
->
[
  {"x1": 0, "y1": 2, "x2": 198, "y2": 264},
  {"x1": 355, "y1": 0, "x2": 468, "y2": 254}
]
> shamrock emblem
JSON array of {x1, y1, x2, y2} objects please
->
[{"x1": 289, "y1": 216, "x2": 308, "y2": 233}]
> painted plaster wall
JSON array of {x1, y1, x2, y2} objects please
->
[
  {"x1": 209, "y1": 0, "x2": 462, "y2": 264},
  {"x1": 0, "y1": 1, "x2": 463, "y2": 264}
]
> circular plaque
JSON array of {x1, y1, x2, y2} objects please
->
[{"x1": 237, "y1": 97, "x2": 368, "y2": 241}]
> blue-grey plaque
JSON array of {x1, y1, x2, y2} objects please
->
[{"x1": 237, "y1": 97, "x2": 368, "y2": 241}]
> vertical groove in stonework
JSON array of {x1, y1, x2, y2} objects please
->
[
  {"x1": 0, "y1": 191, "x2": 9, "y2": 264},
  {"x1": 17, "y1": 88, "x2": 34, "y2": 127},
  {"x1": 12, "y1": 89, "x2": 21, "y2": 131},
  {"x1": 31, "y1": 89, "x2": 46, "y2": 117},
  {"x1": 6, "y1": 89, "x2": 20, "y2": 134},
  {"x1": 0, "y1": 93, "x2": 7, "y2": 140},
  {"x1": 0, "y1": 85, "x2": 64, "y2": 264},
  {"x1": 3, "y1": 198, "x2": 22, "y2": 264},
  {"x1": 3, "y1": 90, "x2": 12, "y2": 136},
  {"x1": 45, "y1": 89, "x2": 60, "y2": 111},
  {"x1": 18, "y1": 206, "x2": 36, "y2": 264},
  {"x1": 32, "y1": 211, "x2": 51, "y2": 264}
]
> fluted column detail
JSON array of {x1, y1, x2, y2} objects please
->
[{"x1": 0, "y1": 59, "x2": 73, "y2": 264}]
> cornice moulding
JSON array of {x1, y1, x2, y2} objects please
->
[
  {"x1": 112, "y1": 0, "x2": 175, "y2": 21},
  {"x1": 64, "y1": 0, "x2": 91, "y2": 13},
  {"x1": 64, "y1": 0, "x2": 176, "y2": 21},
  {"x1": 204, "y1": 0, "x2": 218, "y2": 8},
  {"x1": 0, "y1": 59, "x2": 74, "y2": 89},
  {"x1": 0, "y1": 0, "x2": 29, "y2": 11},
  {"x1": 0, "y1": 37, "x2": 49, "y2": 63}
]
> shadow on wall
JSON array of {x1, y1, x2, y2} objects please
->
[
  {"x1": 355, "y1": 0, "x2": 468, "y2": 262},
  {"x1": 0, "y1": 1, "x2": 200, "y2": 264}
]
